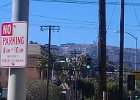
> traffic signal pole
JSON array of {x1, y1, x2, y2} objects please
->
[
  {"x1": 7, "y1": 0, "x2": 29, "y2": 100},
  {"x1": 98, "y1": 0, "x2": 107, "y2": 100}
]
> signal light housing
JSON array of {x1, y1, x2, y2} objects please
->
[{"x1": 86, "y1": 57, "x2": 92, "y2": 70}]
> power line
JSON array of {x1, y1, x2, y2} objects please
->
[
  {"x1": 0, "y1": 10, "x2": 137, "y2": 31},
  {"x1": 1, "y1": 1, "x2": 140, "y2": 28},
  {"x1": 0, "y1": 2, "x2": 11, "y2": 8},
  {"x1": 107, "y1": 0, "x2": 118, "y2": 31},
  {"x1": 31, "y1": 15, "x2": 140, "y2": 30},
  {"x1": 32, "y1": 0, "x2": 99, "y2": 4},
  {"x1": 32, "y1": 14, "x2": 96, "y2": 24},
  {"x1": 131, "y1": 0, "x2": 140, "y2": 30},
  {"x1": 32, "y1": 0, "x2": 140, "y2": 6},
  {"x1": 30, "y1": 22, "x2": 98, "y2": 30},
  {"x1": 1, "y1": 1, "x2": 140, "y2": 32},
  {"x1": 30, "y1": 19, "x2": 97, "y2": 26}
]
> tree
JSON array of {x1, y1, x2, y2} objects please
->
[
  {"x1": 76, "y1": 55, "x2": 86, "y2": 78},
  {"x1": 37, "y1": 55, "x2": 48, "y2": 80},
  {"x1": 107, "y1": 82, "x2": 127, "y2": 100},
  {"x1": 26, "y1": 79, "x2": 61, "y2": 100},
  {"x1": 36, "y1": 48, "x2": 59, "y2": 80},
  {"x1": 75, "y1": 79, "x2": 95, "y2": 99}
]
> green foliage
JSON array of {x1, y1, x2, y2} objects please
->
[
  {"x1": 77, "y1": 55, "x2": 86, "y2": 70},
  {"x1": 37, "y1": 55, "x2": 48, "y2": 70},
  {"x1": 49, "y1": 83, "x2": 62, "y2": 100},
  {"x1": 26, "y1": 79, "x2": 47, "y2": 100},
  {"x1": 76, "y1": 79, "x2": 95, "y2": 98},
  {"x1": 36, "y1": 55, "x2": 48, "y2": 79},
  {"x1": 136, "y1": 80, "x2": 140, "y2": 89},
  {"x1": 107, "y1": 82, "x2": 128, "y2": 100},
  {"x1": 26, "y1": 79, "x2": 61, "y2": 100},
  {"x1": 54, "y1": 62, "x2": 69, "y2": 83},
  {"x1": 107, "y1": 82, "x2": 119, "y2": 100}
]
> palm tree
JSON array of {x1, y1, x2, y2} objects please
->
[
  {"x1": 36, "y1": 47, "x2": 59, "y2": 80},
  {"x1": 37, "y1": 55, "x2": 48, "y2": 80}
]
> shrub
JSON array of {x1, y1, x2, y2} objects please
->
[{"x1": 26, "y1": 79, "x2": 61, "y2": 100}]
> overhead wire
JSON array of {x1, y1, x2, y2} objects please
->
[
  {"x1": 31, "y1": 0, "x2": 140, "y2": 31},
  {"x1": 30, "y1": 19, "x2": 97, "y2": 26},
  {"x1": 30, "y1": 14, "x2": 98, "y2": 29},
  {"x1": 32, "y1": 0, "x2": 99, "y2": 4},
  {"x1": 1, "y1": 0, "x2": 140, "y2": 32},
  {"x1": 31, "y1": 0, "x2": 140, "y2": 6},
  {"x1": 130, "y1": 0, "x2": 140, "y2": 30},
  {"x1": 30, "y1": 22, "x2": 98, "y2": 30},
  {"x1": 106, "y1": 0, "x2": 118, "y2": 31},
  {"x1": 0, "y1": 2, "x2": 11, "y2": 8},
  {"x1": 32, "y1": 14, "x2": 96, "y2": 24},
  {"x1": 31, "y1": 14, "x2": 140, "y2": 31}
]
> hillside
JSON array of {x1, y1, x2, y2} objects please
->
[{"x1": 58, "y1": 43, "x2": 140, "y2": 69}]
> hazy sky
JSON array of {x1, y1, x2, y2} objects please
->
[{"x1": 0, "y1": 0, "x2": 140, "y2": 49}]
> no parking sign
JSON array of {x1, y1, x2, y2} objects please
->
[{"x1": 0, "y1": 21, "x2": 27, "y2": 68}]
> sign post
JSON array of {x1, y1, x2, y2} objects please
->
[
  {"x1": 0, "y1": 21, "x2": 27, "y2": 100},
  {"x1": 0, "y1": 22, "x2": 27, "y2": 68},
  {"x1": 4, "y1": 0, "x2": 29, "y2": 100}
]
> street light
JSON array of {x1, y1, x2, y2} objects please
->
[
  {"x1": 52, "y1": 60, "x2": 66, "y2": 83},
  {"x1": 124, "y1": 32, "x2": 137, "y2": 72},
  {"x1": 114, "y1": 31, "x2": 138, "y2": 90},
  {"x1": 51, "y1": 60, "x2": 66, "y2": 98},
  {"x1": 52, "y1": 60, "x2": 66, "y2": 82},
  {"x1": 114, "y1": 31, "x2": 138, "y2": 71}
]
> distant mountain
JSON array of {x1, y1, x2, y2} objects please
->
[{"x1": 58, "y1": 43, "x2": 140, "y2": 69}]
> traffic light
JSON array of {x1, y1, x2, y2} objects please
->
[
  {"x1": 135, "y1": 95, "x2": 139, "y2": 99},
  {"x1": 86, "y1": 57, "x2": 92, "y2": 70},
  {"x1": 131, "y1": 90, "x2": 140, "y2": 100}
]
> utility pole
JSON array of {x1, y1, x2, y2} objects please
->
[
  {"x1": 40, "y1": 25, "x2": 60, "y2": 100},
  {"x1": 7, "y1": 0, "x2": 29, "y2": 100},
  {"x1": 98, "y1": 0, "x2": 107, "y2": 100},
  {"x1": 70, "y1": 50, "x2": 81, "y2": 100},
  {"x1": 119, "y1": 0, "x2": 124, "y2": 99}
]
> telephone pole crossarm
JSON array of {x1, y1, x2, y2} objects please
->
[{"x1": 40, "y1": 25, "x2": 60, "y2": 31}]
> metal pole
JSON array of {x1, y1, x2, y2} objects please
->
[
  {"x1": 74, "y1": 50, "x2": 77, "y2": 100},
  {"x1": 52, "y1": 62, "x2": 55, "y2": 84},
  {"x1": 119, "y1": 0, "x2": 124, "y2": 99},
  {"x1": 126, "y1": 32, "x2": 138, "y2": 89},
  {"x1": 124, "y1": 32, "x2": 137, "y2": 72},
  {"x1": 135, "y1": 37, "x2": 137, "y2": 89},
  {"x1": 7, "y1": 0, "x2": 29, "y2": 100},
  {"x1": 114, "y1": 31, "x2": 137, "y2": 90},
  {"x1": 135, "y1": 38, "x2": 137, "y2": 71},
  {"x1": 51, "y1": 61, "x2": 65, "y2": 83},
  {"x1": 51, "y1": 62, "x2": 55, "y2": 98}
]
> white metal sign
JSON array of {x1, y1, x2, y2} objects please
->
[{"x1": 0, "y1": 21, "x2": 27, "y2": 68}]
